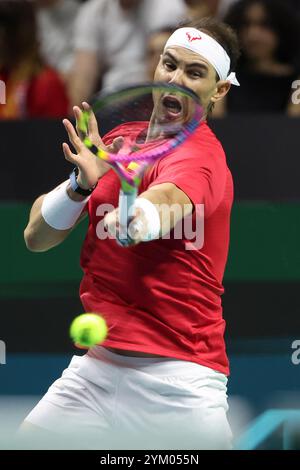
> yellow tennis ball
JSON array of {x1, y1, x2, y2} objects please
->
[{"x1": 70, "y1": 313, "x2": 108, "y2": 348}]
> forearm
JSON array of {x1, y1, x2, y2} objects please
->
[
  {"x1": 139, "y1": 183, "x2": 193, "y2": 238},
  {"x1": 24, "y1": 96, "x2": 115, "y2": 252},
  {"x1": 104, "y1": 183, "x2": 193, "y2": 245},
  {"x1": 24, "y1": 182, "x2": 87, "y2": 252}
]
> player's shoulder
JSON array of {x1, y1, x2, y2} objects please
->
[
  {"x1": 198, "y1": 121, "x2": 224, "y2": 150},
  {"x1": 181, "y1": 121, "x2": 226, "y2": 162}
]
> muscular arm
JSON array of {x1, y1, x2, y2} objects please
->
[
  {"x1": 24, "y1": 184, "x2": 87, "y2": 253},
  {"x1": 24, "y1": 103, "x2": 124, "y2": 253},
  {"x1": 104, "y1": 182, "x2": 193, "y2": 244},
  {"x1": 140, "y1": 182, "x2": 193, "y2": 237}
]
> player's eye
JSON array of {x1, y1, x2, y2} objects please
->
[
  {"x1": 163, "y1": 61, "x2": 176, "y2": 71},
  {"x1": 188, "y1": 70, "x2": 204, "y2": 79}
]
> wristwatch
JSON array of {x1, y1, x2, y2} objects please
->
[{"x1": 69, "y1": 167, "x2": 96, "y2": 196}]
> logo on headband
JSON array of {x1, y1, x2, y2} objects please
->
[{"x1": 186, "y1": 32, "x2": 202, "y2": 43}]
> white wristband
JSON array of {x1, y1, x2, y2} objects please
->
[
  {"x1": 131, "y1": 197, "x2": 161, "y2": 241},
  {"x1": 41, "y1": 180, "x2": 90, "y2": 230}
]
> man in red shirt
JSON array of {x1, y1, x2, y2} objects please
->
[
  {"x1": 0, "y1": 0, "x2": 69, "y2": 119},
  {"x1": 22, "y1": 18, "x2": 240, "y2": 449}
]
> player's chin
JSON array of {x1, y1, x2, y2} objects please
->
[{"x1": 167, "y1": 113, "x2": 189, "y2": 130}]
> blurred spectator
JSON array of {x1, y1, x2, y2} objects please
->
[
  {"x1": 183, "y1": 1, "x2": 242, "y2": 20},
  {"x1": 218, "y1": 0, "x2": 239, "y2": 18},
  {"x1": 0, "y1": 1, "x2": 69, "y2": 119},
  {"x1": 183, "y1": 0, "x2": 220, "y2": 19},
  {"x1": 35, "y1": 0, "x2": 79, "y2": 80},
  {"x1": 184, "y1": 0, "x2": 225, "y2": 20},
  {"x1": 213, "y1": 0, "x2": 300, "y2": 116},
  {"x1": 146, "y1": 27, "x2": 177, "y2": 80},
  {"x1": 69, "y1": 0, "x2": 186, "y2": 107}
]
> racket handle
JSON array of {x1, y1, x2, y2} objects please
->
[{"x1": 118, "y1": 189, "x2": 137, "y2": 246}]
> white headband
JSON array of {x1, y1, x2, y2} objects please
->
[{"x1": 164, "y1": 27, "x2": 240, "y2": 86}]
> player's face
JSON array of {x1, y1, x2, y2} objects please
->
[{"x1": 154, "y1": 46, "x2": 231, "y2": 117}]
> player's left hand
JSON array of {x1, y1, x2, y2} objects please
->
[{"x1": 104, "y1": 207, "x2": 149, "y2": 247}]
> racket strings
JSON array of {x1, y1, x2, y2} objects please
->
[{"x1": 78, "y1": 83, "x2": 203, "y2": 187}]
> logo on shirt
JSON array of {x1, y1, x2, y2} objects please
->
[{"x1": 186, "y1": 32, "x2": 202, "y2": 43}]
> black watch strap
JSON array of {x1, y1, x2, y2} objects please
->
[{"x1": 69, "y1": 167, "x2": 96, "y2": 197}]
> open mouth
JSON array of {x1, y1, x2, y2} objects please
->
[{"x1": 162, "y1": 95, "x2": 183, "y2": 118}]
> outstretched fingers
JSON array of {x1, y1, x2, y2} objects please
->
[
  {"x1": 62, "y1": 142, "x2": 78, "y2": 165},
  {"x1": 63, "y1": 119, "x2": 83, "y2": 153},
  {"x1": 111, "y1": 136, "x2": 125, "y2": 153},
  {"x1": 82, "y1": 102, "x2": 100, "y2": 141},
  {"x1": 73, "y1": 106, "x2": 85, "y2": 140}
]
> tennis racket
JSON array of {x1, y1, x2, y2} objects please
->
[{"x1": 78, "y1": 82, "x2": 203, "y2": 246}]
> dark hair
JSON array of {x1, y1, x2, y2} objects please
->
[
  {"x1": 225, "y1": 0, "x2": 300, "y2": 65},
  {"x1": 181, "y1": 17, "x2": 241, "y2": 79},
  {"x1": 0, "y1": 1, "x2": 40, "y2": 70}
]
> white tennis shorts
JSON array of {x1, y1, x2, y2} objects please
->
[{"x1": 24, "y1": 347, "x2": 232, "y2": 449}]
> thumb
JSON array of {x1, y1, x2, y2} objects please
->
[
  {"x1": 110, "y1": 136, "x2": 124, "y2": 154},
  {"x1": 128, "y1": 218, "x2": 144, "y2": 241}
]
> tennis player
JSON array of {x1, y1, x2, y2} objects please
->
[{"x1": 22, "y1": 18, "x2": 240, "y2": 449}]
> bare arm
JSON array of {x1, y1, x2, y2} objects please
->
[
  {"x1": 139, "y1": 183, "x2": 193, "y2": 237},
  {"x1": 104, "y1": 182, "x2": 193, "y2": 245},
  {"x1": 67, "y1": 50, "x2": 101, "y2": 108},
  {"x1": 24, "y1": 104, "x2": 124, "y2": 253},
  {"x1": 24, "y1": 188, "x2": 88, "y2": 253}
]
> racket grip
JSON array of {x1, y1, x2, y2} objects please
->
[{"x1": 118, "y1": 189, "x2": 137, "y2": 246}]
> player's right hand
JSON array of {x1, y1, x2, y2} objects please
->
[{"x1": 62, "y1": 103, "x2": 124, "y2": 190}]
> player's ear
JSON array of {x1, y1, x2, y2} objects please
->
[{"x1": 210, "y1": 81, "x2": 231, "y2": 104}]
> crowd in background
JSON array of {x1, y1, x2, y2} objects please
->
[{"x1": 0, "y1": 0, "x2": 300, "y2": 119}]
